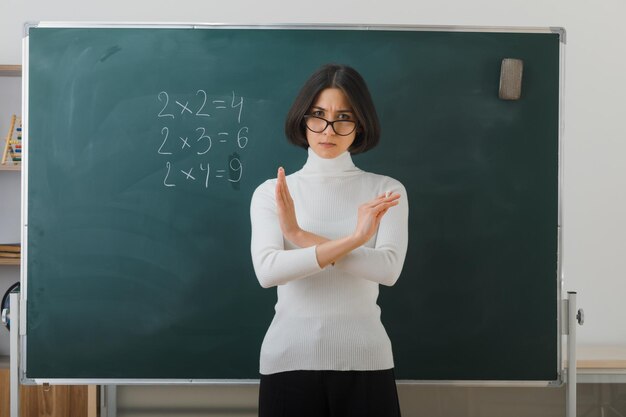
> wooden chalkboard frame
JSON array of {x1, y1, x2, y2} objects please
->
[{"x1": 20, "y1": 22, "x2": 565, "y2": 385}]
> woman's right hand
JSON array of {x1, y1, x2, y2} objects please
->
[
  {"x1": 352, "y1": 193, "x2": 401, "y2": 245},
  {"x1": 275, "y1": 167, "x2": 301, "y2": 242}
]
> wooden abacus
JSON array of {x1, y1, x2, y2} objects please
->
[{"x1": 1, "y1": 114, "x2": 22, "y2": 165}]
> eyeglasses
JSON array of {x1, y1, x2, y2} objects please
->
[{"x1": 303, "y1": 115, "x2": 357, "y2": 136}]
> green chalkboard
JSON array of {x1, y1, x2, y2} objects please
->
[{"x1": 26, "y1": 26, "x2": 561, "y2": 381}]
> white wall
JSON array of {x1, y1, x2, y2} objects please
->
[{"x1": 0, "y1": 0, "x2": 624, "y2": 348}]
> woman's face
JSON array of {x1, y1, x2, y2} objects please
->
[{"x1": 305, "y1": 88, "x2": 357, "y2": 159}]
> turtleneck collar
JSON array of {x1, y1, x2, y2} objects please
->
[{"x1": 299, "y1": 147, "x2": 362, "y2": 177}]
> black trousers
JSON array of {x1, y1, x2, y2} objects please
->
[{"x1": 259, "y1": 369, "x2": 402, "y2": 417}]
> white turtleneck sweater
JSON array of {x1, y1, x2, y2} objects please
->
[{"x1": 250, "y1": 148, "x2": 409, "y2": 375}]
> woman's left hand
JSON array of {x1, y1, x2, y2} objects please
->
[{"x1": 275, "y1": 167, "x2": 301, "y2": 242}]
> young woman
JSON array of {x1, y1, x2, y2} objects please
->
[{"x1": 250, "y1": 64, "x2": 408, "y2": 417}]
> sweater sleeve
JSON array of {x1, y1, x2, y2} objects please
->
[
  {"x1": 334, "y1": 180, "x2": 409, "y2": 286},
  {"x1": 250, "y1": 180, "x2": 323, "y2": 288}
]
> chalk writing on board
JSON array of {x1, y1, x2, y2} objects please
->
[
  {"x1": 237, "y1": 127, "x2": 249, "y2": 148},
  {"x1": 196, "y1": 127, "x2": 212, "y2": 155},
  {"x1": 163, "y1": 161, "x2": 175, "y2": 187},
  {"x1": 179, "y1": 136, "x2": 191, "y2": 149},
  {"x1": 180, "y1": 167, "x2": 195, "y2": 180},
  {"x1": 158, "y1": 127, "x2": 172, "y2": 155},
  {"x1": 157, "y1": 91, "x2": 174, "y2": 119},
  {"x1": 231, "y1": 91, "x2": 244, "y2": 123},
  {"x1": 157, "y1": 90, "x2": 249, "y2": 189},
  {"x1": 196, "y1": 90, "x2": 211, "y2": 117},
  {"x1": 229, "y1": 157, "x2": 243, "y2": 183}
]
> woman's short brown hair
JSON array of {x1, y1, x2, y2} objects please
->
[{"x1": 285, "y1": 64, "x2": 380, "y2": 154}]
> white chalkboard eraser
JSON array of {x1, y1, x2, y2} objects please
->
[{"x1": 499, "y1": 58, "x2": 524, "y2": 100}]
